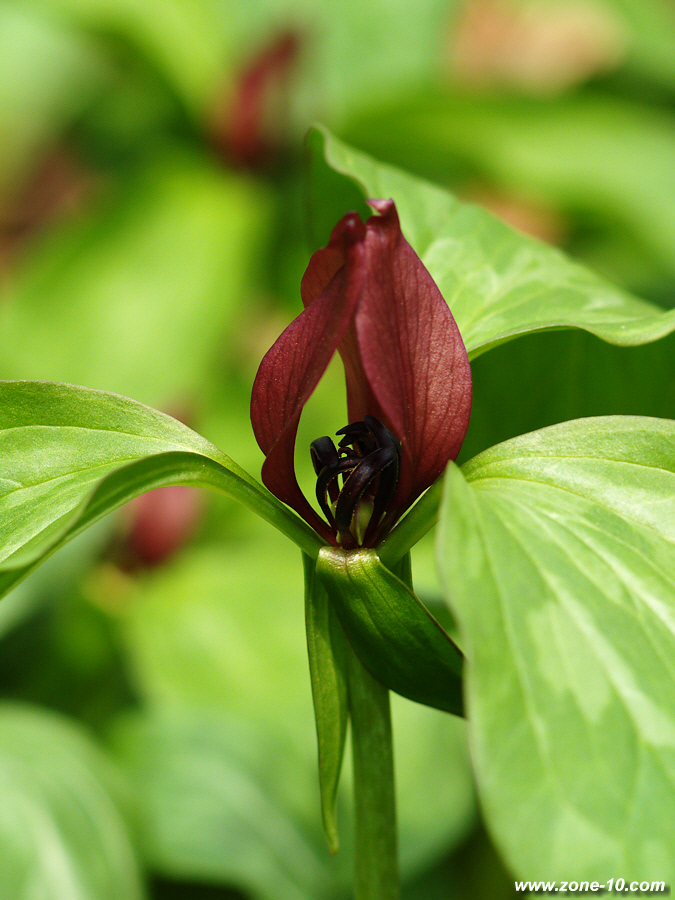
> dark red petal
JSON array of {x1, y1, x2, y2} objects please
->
[
  {"x1": 353, "y1": 199, "x2": 472, "y2": 506},
  {"x1": 300, "y1": 212, "x2": 365, "y2": 308},
  {"x1": 251, "y1": 214, "x2": 367, "y2": 538},
  {"x1": 300, "y1": 212, "x2": 377, "y2": 420}
]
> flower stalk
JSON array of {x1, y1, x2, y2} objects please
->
[
  {"x1": 347, "y1": 642, "x2": 400, "y2": 900},
  {"x1": 254, "y1": 199, "x2": 471, "y2": 894}
]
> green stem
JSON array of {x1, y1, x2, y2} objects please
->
[{"x1": 346, "y1": 644, "x2": 400, "y2": 900}]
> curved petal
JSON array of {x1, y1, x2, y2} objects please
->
[
  {"x1": 251, "y1": 213, "x2": 367, "y2": 538},
  {"x1": 354, "y1": 200, "x2": 472, "y2": 507},
  {"x1": 300, "y1": 212, "x2": 364, "y2": 306}
]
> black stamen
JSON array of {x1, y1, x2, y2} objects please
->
[
  {"x1": 310, "y1": 436, "x2": 339, "y2": 475},
  {"x1": 311, "y1": 416, "x2": 401, "y2": 547},
  {"x1": 334, "y1": 446, "x2": 398, "y2": 533}
]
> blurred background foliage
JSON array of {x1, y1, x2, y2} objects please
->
[{"x1": 1, "y1": 0, "x2": 674, "y2": 897}]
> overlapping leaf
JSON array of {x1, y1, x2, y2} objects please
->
[
  {"x1": 437, "y1": 417, "x2": 675, "y2": 881},
  {"x1": 317, "y1": 547, "x2": 463, "y2": 715},
  {"x1": 309, "y1": 127, "x2": 675, "y2": 358}
]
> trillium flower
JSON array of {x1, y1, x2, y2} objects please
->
[{"x1": 251, "y1": 199, "x2": 472, "y2": 549}]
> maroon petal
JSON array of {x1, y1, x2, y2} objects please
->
[
  {"x1": 352, "y1": 200, "x2": 472, "y2": 507},
  {"x1": 300, "y1": 212, "x2": 364, "y2": 306},
  {"x1": 250, "y1": 213, "x2": 367, "y2": 539}
]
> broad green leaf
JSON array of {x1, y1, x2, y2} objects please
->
[
  {"x1": 308, "y1": 127, "x2": 675, "y2": 358},
  {"x1": 303, "y1": 553, "x2": 348, "y2": 853},
  {"x1": 0, "y1": 381, "x2": 322, "y2": 589},
  {"x1": 437, "y1": 417, "x2": 675, "y2": 881},
  {"x1": 0, "y1": 703, "x2": 145, "y2": 900},
  {"x1": 316, "y1": 547, "x2": 463, "y2": 715}
]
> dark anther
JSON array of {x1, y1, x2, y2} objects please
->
[{"x1": 310, "y1": 415, "x2": 401, "y2": 548}]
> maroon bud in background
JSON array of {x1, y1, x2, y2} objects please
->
[{"x1": 212, "y1": 29, "x2": 301, "y2": 169}]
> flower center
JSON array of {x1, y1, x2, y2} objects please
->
[{"x1": 310, "y1": 415, "x2": 401, "y2": 548}]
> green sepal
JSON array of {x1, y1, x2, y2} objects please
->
[
  {"x1": 303, "y1": 553, "x2": 348, "y2": 853},
  {"x1": 316, "y1": 547, "x2": 463, "y2": 716}
]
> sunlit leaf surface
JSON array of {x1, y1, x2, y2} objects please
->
[
  {"x1": 310, "y1": 127, "x2": 675, "y2": 358},
  {"x1": 438, "y1": 417, "x2": 675, "y2": 881},
  {"x1": 0, "y1": 381, "x2": 320, "y2": 584}
]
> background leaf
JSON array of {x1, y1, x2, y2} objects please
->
[
  {"x1": 112, "y1": 710, "x2": 340, "y2": 900},
  {"x1": 0, "y1": 4, "x2": 108, "y2": 197},
  {"x1": 437, "y1": 417, "x2": 675, "y2": 881},
  {"x1": 0, "y1": 702, "x2": 145, "y2": 900},
  {"x1": 0, "y1": 153, "x2": 269, "y2": 408},
  {"x1": 345, "y1": 92, "x2": 675, "y2": 285}
]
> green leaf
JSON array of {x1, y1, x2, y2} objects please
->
[
  {"x1": 111, "y1": 710, "x2": 342, "y2": 900},
  {"x1": 0, "y1": 381, "x2": 322, "y2": 591},
  {"x1": 437, "y1": 417, "x2": 675, "y2": 881},
  {"x1": 0, "y1": 702, "x2": 145, "y2": 900},
  {"x1": 316, "y1": 547, "x2": 463, "y2": 715},
  {"x1": 303, "y1": 553, "x2": 348, "y2": 853},
  {"x1": 308, "y1": 126, "x2": 675, "y2": 358}
]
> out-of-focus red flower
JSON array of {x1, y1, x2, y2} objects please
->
[
  {"x1": 123, "y1": 485, "x2": 203, "y2": 567},
  {"x1": 212, "y1": 30, "x2": 301, "y2": 169}
]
